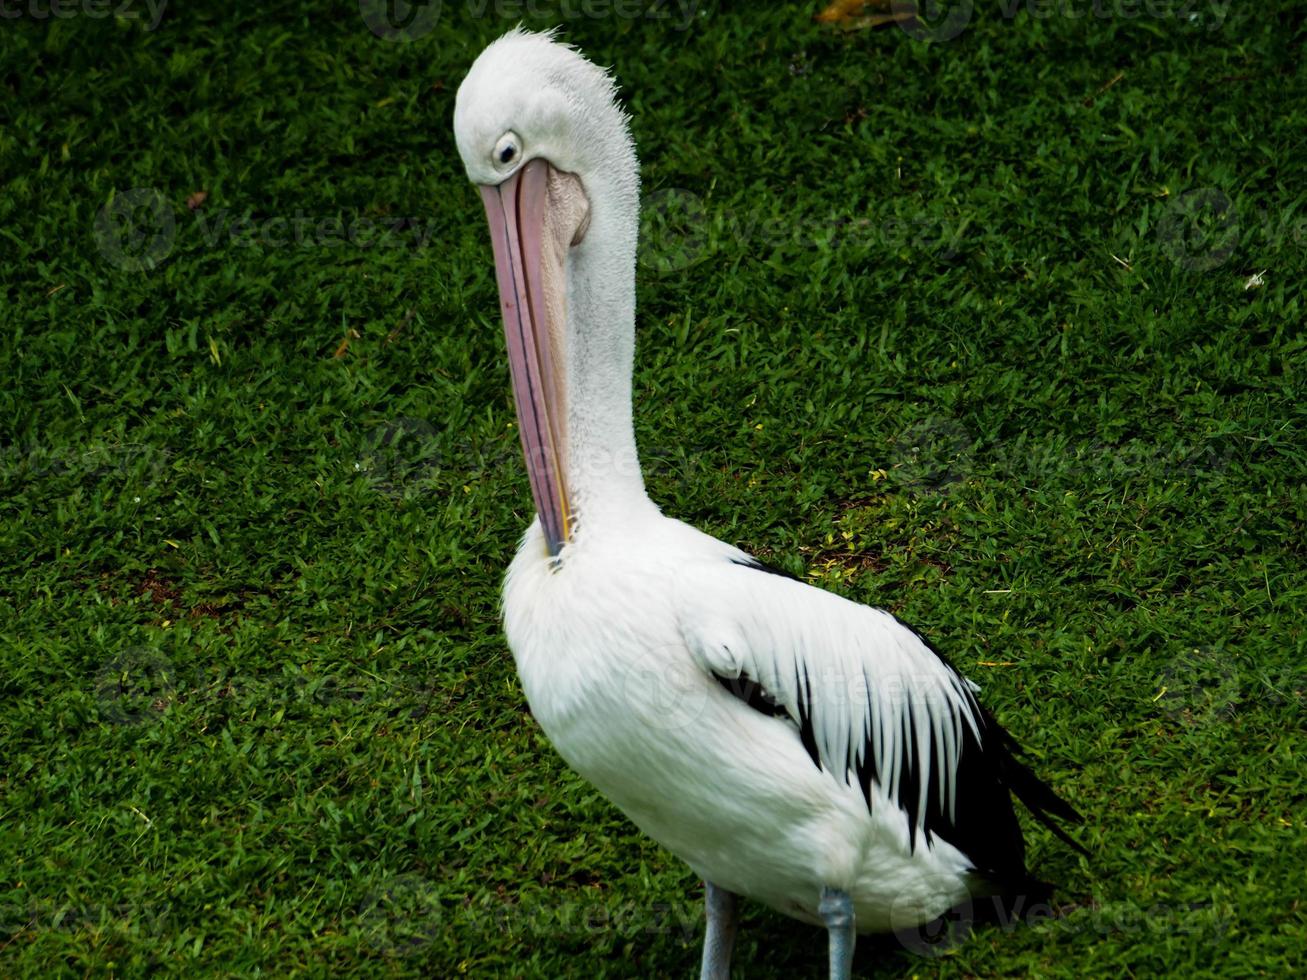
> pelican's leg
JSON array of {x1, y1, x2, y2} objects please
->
[
  {"x1": 819, "y1": 886, "x2": 856, "y2": 980},
  {"x1": 699, "y1": 880, "x2": 738, "y2": 980}
]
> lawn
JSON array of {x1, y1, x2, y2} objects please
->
[{"x1": 1, "y1": 1, "x2": 1304, "y2": 976}]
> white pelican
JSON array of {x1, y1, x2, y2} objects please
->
[{"x1": 453, "y1": 29, "x2": 1084, "y2": 979}]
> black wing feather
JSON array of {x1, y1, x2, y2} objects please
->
[{"x1": 713, "y1": 557, "x2": 1086, "y2": 892}]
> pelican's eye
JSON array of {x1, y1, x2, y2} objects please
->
[{"x1": 494, "y1": 132, "x2": 520, "y2": 168}]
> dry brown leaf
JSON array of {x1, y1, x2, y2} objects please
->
[
  {"x1": 815, "y1": 0, "x2": 894, "y2": 25},
  {"x1": 333, "y1": 328, "x2": 361, "y2": 359}
]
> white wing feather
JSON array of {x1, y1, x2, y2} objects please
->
[{"x1": 678, "y1": 558, "x2": 982, "y2": 839}]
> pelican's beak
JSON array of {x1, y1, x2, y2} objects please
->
[{"x1": 479, "y1": 158, "x2": 590, "y2": 556}]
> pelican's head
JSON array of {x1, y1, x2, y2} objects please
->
[
  {"x1": 455, "y1": 30, "x2": 640, "y2": 558},
  {"x1": 454, "y1": 28, "x2": 636, "y2": 191}
]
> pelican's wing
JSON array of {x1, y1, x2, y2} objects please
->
[{"x1": 678, "y1": 555, "x2": 1084, "y2": 886}]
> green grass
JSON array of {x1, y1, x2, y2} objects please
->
[{"x1": 2, "y1": 1, "x2": 1304, "y2": 976}]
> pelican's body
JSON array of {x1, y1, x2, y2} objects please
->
[
  {"x1": 454, "y1": 30, "x2": 1082, "y2": 977},
  {"x1": 506, "y1": 509, "x2": 982, "y2": 930}
]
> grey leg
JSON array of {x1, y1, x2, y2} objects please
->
[
  {"x1": 819, "y1": 886, "x2": 855, "y2": 980},
  {"x1": 699, "y1": 881, "x2": 738, "y2": 980}
]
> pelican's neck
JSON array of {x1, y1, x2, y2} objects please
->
[{"x1": 562, "y1": 170, "x2": 651, "y2": 529}]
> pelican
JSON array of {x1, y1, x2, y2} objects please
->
[{"x1": 453, "y1": 29, "x2": 1084, "y2": 979}]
